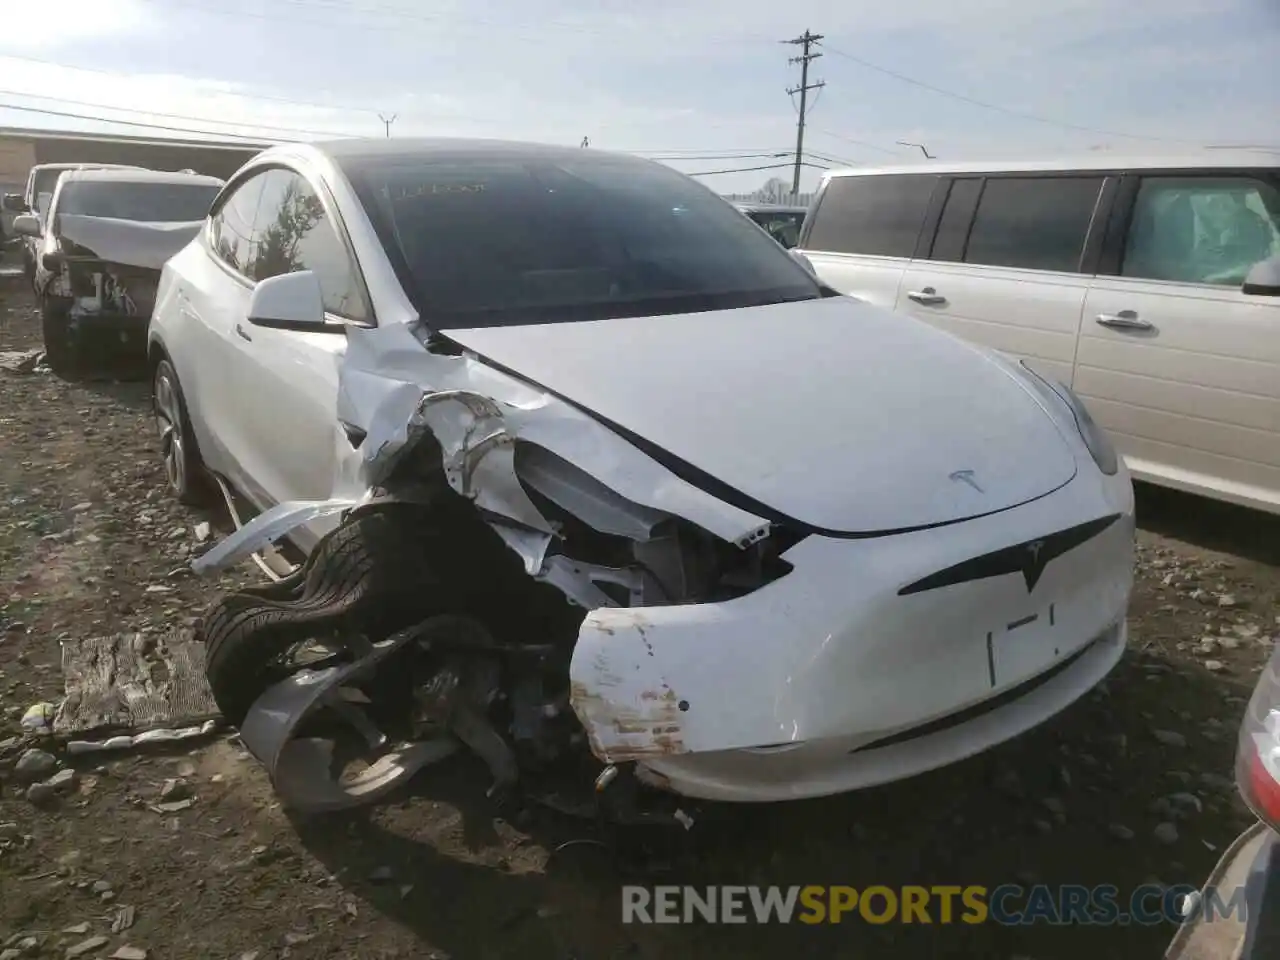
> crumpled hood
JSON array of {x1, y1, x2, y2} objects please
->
[
  {"x1": 443, "y1": 296, "x2": 1080, "y2": 534},
  {"x1": 55, "y1": 215, "x2": 201, "y2": 270}
]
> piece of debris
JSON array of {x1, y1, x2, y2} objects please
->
[
  {"x1": 1154, "y1": 822, "x2": 1180, "y2": 845},
  {"x1": 1217, "y1": 594, "x2": 1238, "y2": 608},
  {"x1": 367, "y1": 866, "x2": 394, "y2": 884},
  {"x1": 159, "y1": 779, "x2": 192, "y2": 802},
  {"x1": 110, "y1": 906, "x2": 136, "y2": 933},
  {"x1": 283, "y1": 933, "x2": 315, "y2": 946},
  {"x1": 0, "y1": 349, "x2": 44, "y2": 374},
  {"x1": 91, "y1": 880, "x2": 112, "y2": 895},
  {"x1": 62, "y1": 924, "x2": 91, "y2": 935},
  {"x1": 14, "y1": 749, "x2": 58, "y2": 782},
  {"x1": 1203, "y1": 660, "x2": 1226, "y2": 672},
  {"x1": 1107, "y1": 823, "x2": 1135, "y2": 842},
  {"x1": 151, "y1": 799, "x2": 194, "y2": 814},
  {"x1": 65, "y1": 936, "x2": 109, "y2": 958},
  {"x1": 110, "y1": 947, "x2": 147, "y2": 960},
  {"x1": 21, "y1": 703, "x2": 56, "y2": 734},
  {"x1": 194, "y1": 522, "x2": 211, "y2": 543}
]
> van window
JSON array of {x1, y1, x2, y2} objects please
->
[
  {"x1": 1122, "y1": 176, "x2": 1280, "y2": 287},
  {"x1": 963, "y1": 176, "x2": 1104, "y2": 273},
  {"x1": 929, "y1": 177, "x2": 983, "y2": 262},
  {"x1": 803, "y1": 174, "x2": 937, "y2": 258}
]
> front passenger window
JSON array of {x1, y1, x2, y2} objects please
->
[
  {"x1": 249, "y1": 169, "x2": 369, "y2": 322},
  {"x1": 1122, "y1": 177, "x2": 1280, "y2": 286}
]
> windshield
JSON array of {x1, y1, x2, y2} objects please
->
[
  {"x1": 33, "y1": 169, "x2": 69, "y2": 216},
  {"x1": 345, "y1": 154, "x2": 822, "y2": 328},
  {"x1": 744, "y1": 209, "x2": 806, "y2": 248},
  {"x1": 57, "y1": 182, "x2": 221, "y2": 222}
]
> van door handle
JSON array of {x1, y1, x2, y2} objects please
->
[
  {"x1": 1095, "y1": 310, "x2": 1153, "y2": 331},
  {"x1": 235, "y1": 323, "x2": 253, "y2": 342},
  {"x1": 907, "y1": 287, "x2": 947, "y2": 306}
]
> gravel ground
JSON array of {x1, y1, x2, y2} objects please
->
[{"x1": 2, "y1": 272, "x2": 1279, "y2": 959}]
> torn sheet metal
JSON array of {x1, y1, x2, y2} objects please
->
[
  {"x1": 56, "y1": 215, "x2": 203, "y2": 271},
  {"x1": 191, "y1": 499, "x2": 358, "y2": 576},
  {"x1": 338, "y1": 322, "x2": 772, "y2": 549},
  {"x1": 237, "y1": 625, "x2": 458, "y2": 812}
]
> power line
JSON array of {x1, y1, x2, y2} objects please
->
[
  {"x1": 683, "y1": 161, "x2": 829, "y2": 177},
  {"x1": 809, "y1": 127, "x2": 906, "y2": 156},
  {"x1": 0, "y1": 88, "x2": 361, "y2": 139},
  {"x1": 817, "y1": 40, "x2": 1205, "y2": 146},
  {"x1": 0, "y1": 102, "x2": 284, "y2": 142},
  {"x1": 784, "y1": 30, "x2": 826, "y2": 196},
  {"x1": 0, "y1": 52, "x2": 380, "y2": 117},
  {"x1": 642, "y1": 151, "x2": 792, "y2": 161}
]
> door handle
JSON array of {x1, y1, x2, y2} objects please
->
[
  {"x1": 907, "y1": 287, "x2": 947, "y2": 306},
  {"x1": 1095, "y1": 310, "x2": 1152, "y2": 332},
  {"x1": 235, "y1": 322, "x2": 253, "y2": 342}
]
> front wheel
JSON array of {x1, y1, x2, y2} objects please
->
[
  {"x1": 152, "y1": 357, "x2": 205, "y2": 505},
  {"x1": 40, "y1": 299, "x2": 78, "y2": 378}
]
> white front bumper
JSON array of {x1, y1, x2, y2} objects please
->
[{"x1": 568, "y1": 466, "x2": 1135, "y2": 802}]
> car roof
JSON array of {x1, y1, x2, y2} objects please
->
[
  {"x1": 59, "y1": 169, "x2": 225, "y2": 187},
  {"x1": 309, "y1": 136, "x2": 656, "y2": 168},
  {"x1": 823, "y1": 152, "x2": 1280, "y2": 179},
  {"x1": 32, "y1": 163, "x2": 146, "y2": 173}
]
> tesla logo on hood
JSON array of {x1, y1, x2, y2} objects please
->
[{"x1": 949, "y1": 469, "x2": 984, "y2": 493}]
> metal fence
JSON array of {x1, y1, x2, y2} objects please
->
[{"x1": 721, "y1": 191, "x2": 816, "y2": 206}]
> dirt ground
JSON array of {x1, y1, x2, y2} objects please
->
[{"x1": 1, "y1": 271, "x2": 1279, "y2": 960}]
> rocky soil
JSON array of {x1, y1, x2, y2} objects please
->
[{"x1": 2, "y1": 273, "x2": 1279, "y2": 959}]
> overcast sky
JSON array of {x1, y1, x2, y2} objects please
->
[{"x1": 2, "y1": 0, "x2": 1278, "y2": 192}]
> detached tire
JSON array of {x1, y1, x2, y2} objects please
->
[
  {"x1": 41, "y1": 299, "x2": 78, "y2": 378},
  {"x1": 202, "y1": 505, "x2": 456, "y2": 726},
  {"x1": 201, "y1": 500, "x2": 583, "y2": 727}
]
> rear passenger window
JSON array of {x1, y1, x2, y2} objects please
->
[
  {"x1": 1122, "y1": 176, "x2": 1280, "y2": 286},
  {"x1": 929, "y1": 178, "x2": 983, "y2": 262},
  {"x1": 963, "y1": 176, "x2": 1104, "y2": 273},
  {"x1": 804, "y1": 174, "x2": 937, "y2": 258}
]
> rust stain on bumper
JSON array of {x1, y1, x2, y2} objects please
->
[{"x1": 569, "y1": 680, "x2": 687, "y2": 762}]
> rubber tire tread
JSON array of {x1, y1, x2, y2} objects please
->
[
  {"x1": 41, "y1": 300, "x2": 77, "y2": 378},
  {"x1": 201, "y1": 505, "x2": 468, "y2": 726}
]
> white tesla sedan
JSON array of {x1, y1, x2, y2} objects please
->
[{"x1": 149, "y1": 139, "x2": 1135, "y2": 808}]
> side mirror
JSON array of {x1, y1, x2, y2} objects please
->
[
  {"x1": 11, "y1": 214, "x2": 40, "y2": 238},
  {"x1": 247, "y1": 270, "x2": 326, "y2": 329},
  {"x1": 790, "y1": 248, "x2": 817, "y2": 277},
  {"x1": 2, "y1": 193, "x2": 27, "y2": 213},
  {"x1": 41, "y1": 252, "x2": 63, "y2": 272},
  {"x1": 1243, "y1": 255, "x2": 1280, "y2": 297}
]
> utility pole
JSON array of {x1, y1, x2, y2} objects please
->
[
  {"x1": 378, "y1": 113, "x2": 397, "y2": 138},
  {"x1": 784, "y1": 30, "x2": 825, "y2": 197}
]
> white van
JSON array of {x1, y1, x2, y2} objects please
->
[{"x1": 796, "y1": 155, "x2": 1280, "y2": 516}]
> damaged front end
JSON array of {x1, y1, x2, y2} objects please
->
[
  {"x1": 41, "y1": 216, "x2": 201, "y2": 368},
  {"x1": 193, "y1": 322, "x2": 799, "y2": 823}
]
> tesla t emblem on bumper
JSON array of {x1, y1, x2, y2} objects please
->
[
  {"x1": 897, "y1": 514, "x2": 1123, "y2": 596},
  {"x1": 949, "y1": 469, "x2": 984, "y2": 493}
]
